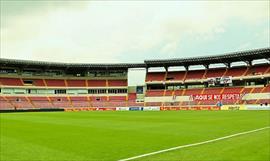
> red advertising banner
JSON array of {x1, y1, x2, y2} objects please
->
[
  {"x1": 97, "y1": 108, "x2": 116, "y2": 111},
  {"x1": 191, "y1": 93, "x2": 241, "y2": 101},
  {"x1": 160, "y1": 106, "x2": 221, "y2": 111}
]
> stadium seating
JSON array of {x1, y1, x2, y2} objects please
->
[
  {"x1": 90, "y1": 96, "x2": 107, "y2": 102},
  {"x1": 128, "y1": 93, "x2": 136, "y2": 101},
  {"x1": 108, "y1": 102, "x2": 127, "y2": 107},
  {"x1": 108, "y1": 80, "x2": 127, "y2": 86},
  {"x1": 144, "y1": 85, "x2": 269, "y2": 107},
  {"x1": 166, "y1": 71, "x2": 186, "y2": 81},
  {"x1": 0, "y1": 85, "x2": 267, "y2": 110},
  {"x1": 222, "y1": 87, "x2": 243, "y2": 93},
  {"x1": 144, "y1": 65, "x2": 270, "y2": 83},
  {"x1": 87, "y1": 80, "x2": 106, "y2": 87},
  {"x1": 50, "y1": 97, "x2": 71, "y2": 108},
  {"x1": 0, "y1": 78, "x2": 130, "y2": 87},
  {"x1": 146, "y1": 72, "x2": 165, "y2": 82},
  {"x1": 66, "y1": 80, "x2": 86, "y2": 87},
  {"x1": 145, "y1": 102, "x2": 162, "y2": 106},
  {"x1": 127, "y1": 102, "x2": 144, "y2": 106},
  {"x1": 224, "y1": 67, "x2": 247, "y2": 77},
  {"x1": 247, "y1": 65, "x2": 269, "y2": 75},
  {"x1": 146, "y1": 90, "x2": 164, "y2": 97},
  {"x1": 203, "y1": 88, "x2": 222, "y2": 94},
  {"x1": 32, "y1": 79, "x2": 46, "y2": 86},
  {"x1": 0, "y1": 101, "x2": 14, "y2": 109},
  {"x1": 174, "y1": 90, "x2": 184, "y2": 96},
  {"x1": 0, "y1": 78, "x2": 23, "y2": 86},
  {"x1": 184, "y1": 88, "x2": 203, "y2": 96},
  {"x1": 108, "y1": 96, "x2": 126, "y2": 101},
  {"x1": 242, "y1": 88, "x2": 253, "y2": 94},
  {"x1": 0, "y1": 96, "x2": 14, "y2": 109},
  {"x1": 164, "y1": 90, "x2": 173, "y2": 96},
  {"x1": 32, "y1": 101, "x2": 54, "y2": 108},
  {"x1": 0, "y1": 50, "x2": 269, "y2": 110},
  {"x1": 5, "y1": 96, "x2": 34, "y2": 109},
  {"x1": 46, "y1": 79, "x2": 66, "y2": 87},
  {"x1": 205, "y1": 68, "x2": 226, "y2": 78},
  {"x1": 185, "y1": 70, "x2": 205, "y2": 80},
  {"x1": 91, "y1": 101, "x2": 106, "y2": 107},
  {"x1": 70, "y1": 97, "x2": 90, "y2": 107},
  {"x1": 252, "y1": 87, "x2": 264, "y2": 93}
]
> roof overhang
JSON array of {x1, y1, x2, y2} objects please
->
[
  {"x1": 145, "y1": 47, "x2": 270, "y2": 68},
  {"x1": 0, "y1": 58, "x2": 146, "y2": 70}
]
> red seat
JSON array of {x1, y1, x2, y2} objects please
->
[
  {"x1": 204, "y1": 88, "x2": 222, "y2": 94},
  {"x1": 46, "y1": 79, "x2": 65, "y2": 86},
  {"x1": 5, "y1": 97, "x2": 34, "y2": 109},
  {"x1": 146, "y1": 90, "x2": 164, "y2": 97},
  {"x1": 90, "y1": 96, "x2": 107, "y2": 102},
  {"x1": 252, "y1": 87, "x2": 264, "y2": 93},
  {"x1": 0, "y1": 101, "x2": 14, "y2": 109},
  {"x1": 164, "y1": 90, "x2": 173, "y2": 96},
  {"x1": 166, "y1": 71, "x2": 186, "y2": 81},
  {"x1": 66, "y1": 80, "x2": 86, "y2": 87},
  {"x1": 225, "y1": 67, "x2": 247, "y2": 77},
  {"x1": 108, "y1": 80, "x2": 127, "y2": 86},
  {"x1": 222, "y1": 87, "x2": 243, "y2": 93},
  {"x1": 247, "y1": 65, "x2": 269, "y2": 76},
  {"x1": 146, "y1": 72, "x2": 165, "y2": 82},
  {"x1": 70, "y1": 97, "x2": 88, "y2": 101},
  {"x1": 87, "y1": 80, "x2": 106, "y2": 87},
  {"x1": 109, "y1": 96, "x2": 126, "y2": 101},
  {"x1": 32, "y1": 79, "x2": 46, "y2": 86},
  {"x1": 184, "y1": 88, "x2": 203, "y2": 96},
  {"x1": 185, "y1": 70, "x2": 205, "y2": 80},
  {"x1": 205, "y1": 68, "x2": 226, "y2": 78},
  {"x1": 128, "y1": 93, "x2": 137, "y2": 101},
  {"x1": 0, "y1": 78, "x2": 23, "y2": 86}
]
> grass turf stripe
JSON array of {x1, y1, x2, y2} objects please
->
[{"x1": 118, "y1": 126, "x2": 270, "y2": 161}]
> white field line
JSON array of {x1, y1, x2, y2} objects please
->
[{"x1": 118, "y1": 126, "x2": 270, "y2": 161}]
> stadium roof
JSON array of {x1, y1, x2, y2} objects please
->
[
  {"x1": 0, "y1": 47, "x2": 269, "y2": 70},
  {"x1": 0, "y1": 58, "x2": 146, "y2": 70},
  {"x1": 145, "y1": 47, "x2": 270, "y2": 68}
]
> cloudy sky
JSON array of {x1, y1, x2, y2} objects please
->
[{"x1": 0, "y1": 1, "x2": 269, "y2": 85}]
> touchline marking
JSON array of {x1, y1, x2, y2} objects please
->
[{"x1": 118, "y1": 126, "x2": 270, "y2": 161}]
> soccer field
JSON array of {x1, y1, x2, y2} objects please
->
[{"x1": 1, "y1": 111, "x2": 269, "y2": 161}]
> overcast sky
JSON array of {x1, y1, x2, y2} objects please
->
[{"x1": 0, "y1": 1, "x2": 269, "y2": 85}]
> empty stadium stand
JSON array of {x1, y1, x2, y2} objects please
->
[
  {"x1": 0, "y1": 47, "x2": 269, "y2": 111},
  {"x1": 0, "y1": 78, "x2": 23, "y2": 86},
  {"x1": 108, "y1": 80, "x2": 127, "y2": 86},
  {"x1": 146, "y1": 72, "x2": 165, "y2": 82},
  {"x1": 66, "y1": 80, "x2": 86, "y2": 87}
]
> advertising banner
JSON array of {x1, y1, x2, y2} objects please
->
[
  {"x1": 221, "y1": 105, "x2": 246, "y2": 110},
  {"x1": 245, "y1": 105, "x2": 270, "y2": 110},
  {"x1": 160, "y1": 106, "x2": 220, "y2": 111},
  {"x1": 129, "y1": 107, "x2": 143, "y2": 111},
  {"x1": 97, "y1": 108, "x2": 116, "y2": 111},
  {"x1": 220, "y1": 76, "x2": 232, "y2": 84},
  {"x1": 191, "y1": 93, "x2": 241, "y2": 101},
  {"x1": 64, "y1": 107, "x2": 98, "y2": 111},
  {"x1": 207, "y1": 78, "x2": 216, "y2": 86},
  {"x1": 143, "y1": 106, "x2": 160, "y2": 111},
  {"x1": 160, "y1": 107, "x2": 181, "y2": 111},
  {"x1": 208, "y1": 76, "x2": 232, "y2": 86},
  {"x1": 116, "y1": 107, "x2": 129, "y2": 111}
]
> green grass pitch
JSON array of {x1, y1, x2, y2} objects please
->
[{"x1": 1, "y1": 111, "x2": 269, "y2": 161}]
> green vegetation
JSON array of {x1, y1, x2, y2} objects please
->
[{"x1": 1, "y1": 111, "x2": 269, "y2": 161}]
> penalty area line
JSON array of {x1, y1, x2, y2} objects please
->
[{"x1": 118, "y1": 126, "x2": 270, "y2": 161}]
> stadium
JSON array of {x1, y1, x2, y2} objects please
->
[
  {"x1": 0, "y1": 48, "x2": 269, "y2": 111},
  {"x1": 1, "y1": 1, "x2": 270, "y2": 161},
  {"x1": 0, "y1": 47, "x2": 269, "y2": 161}
]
